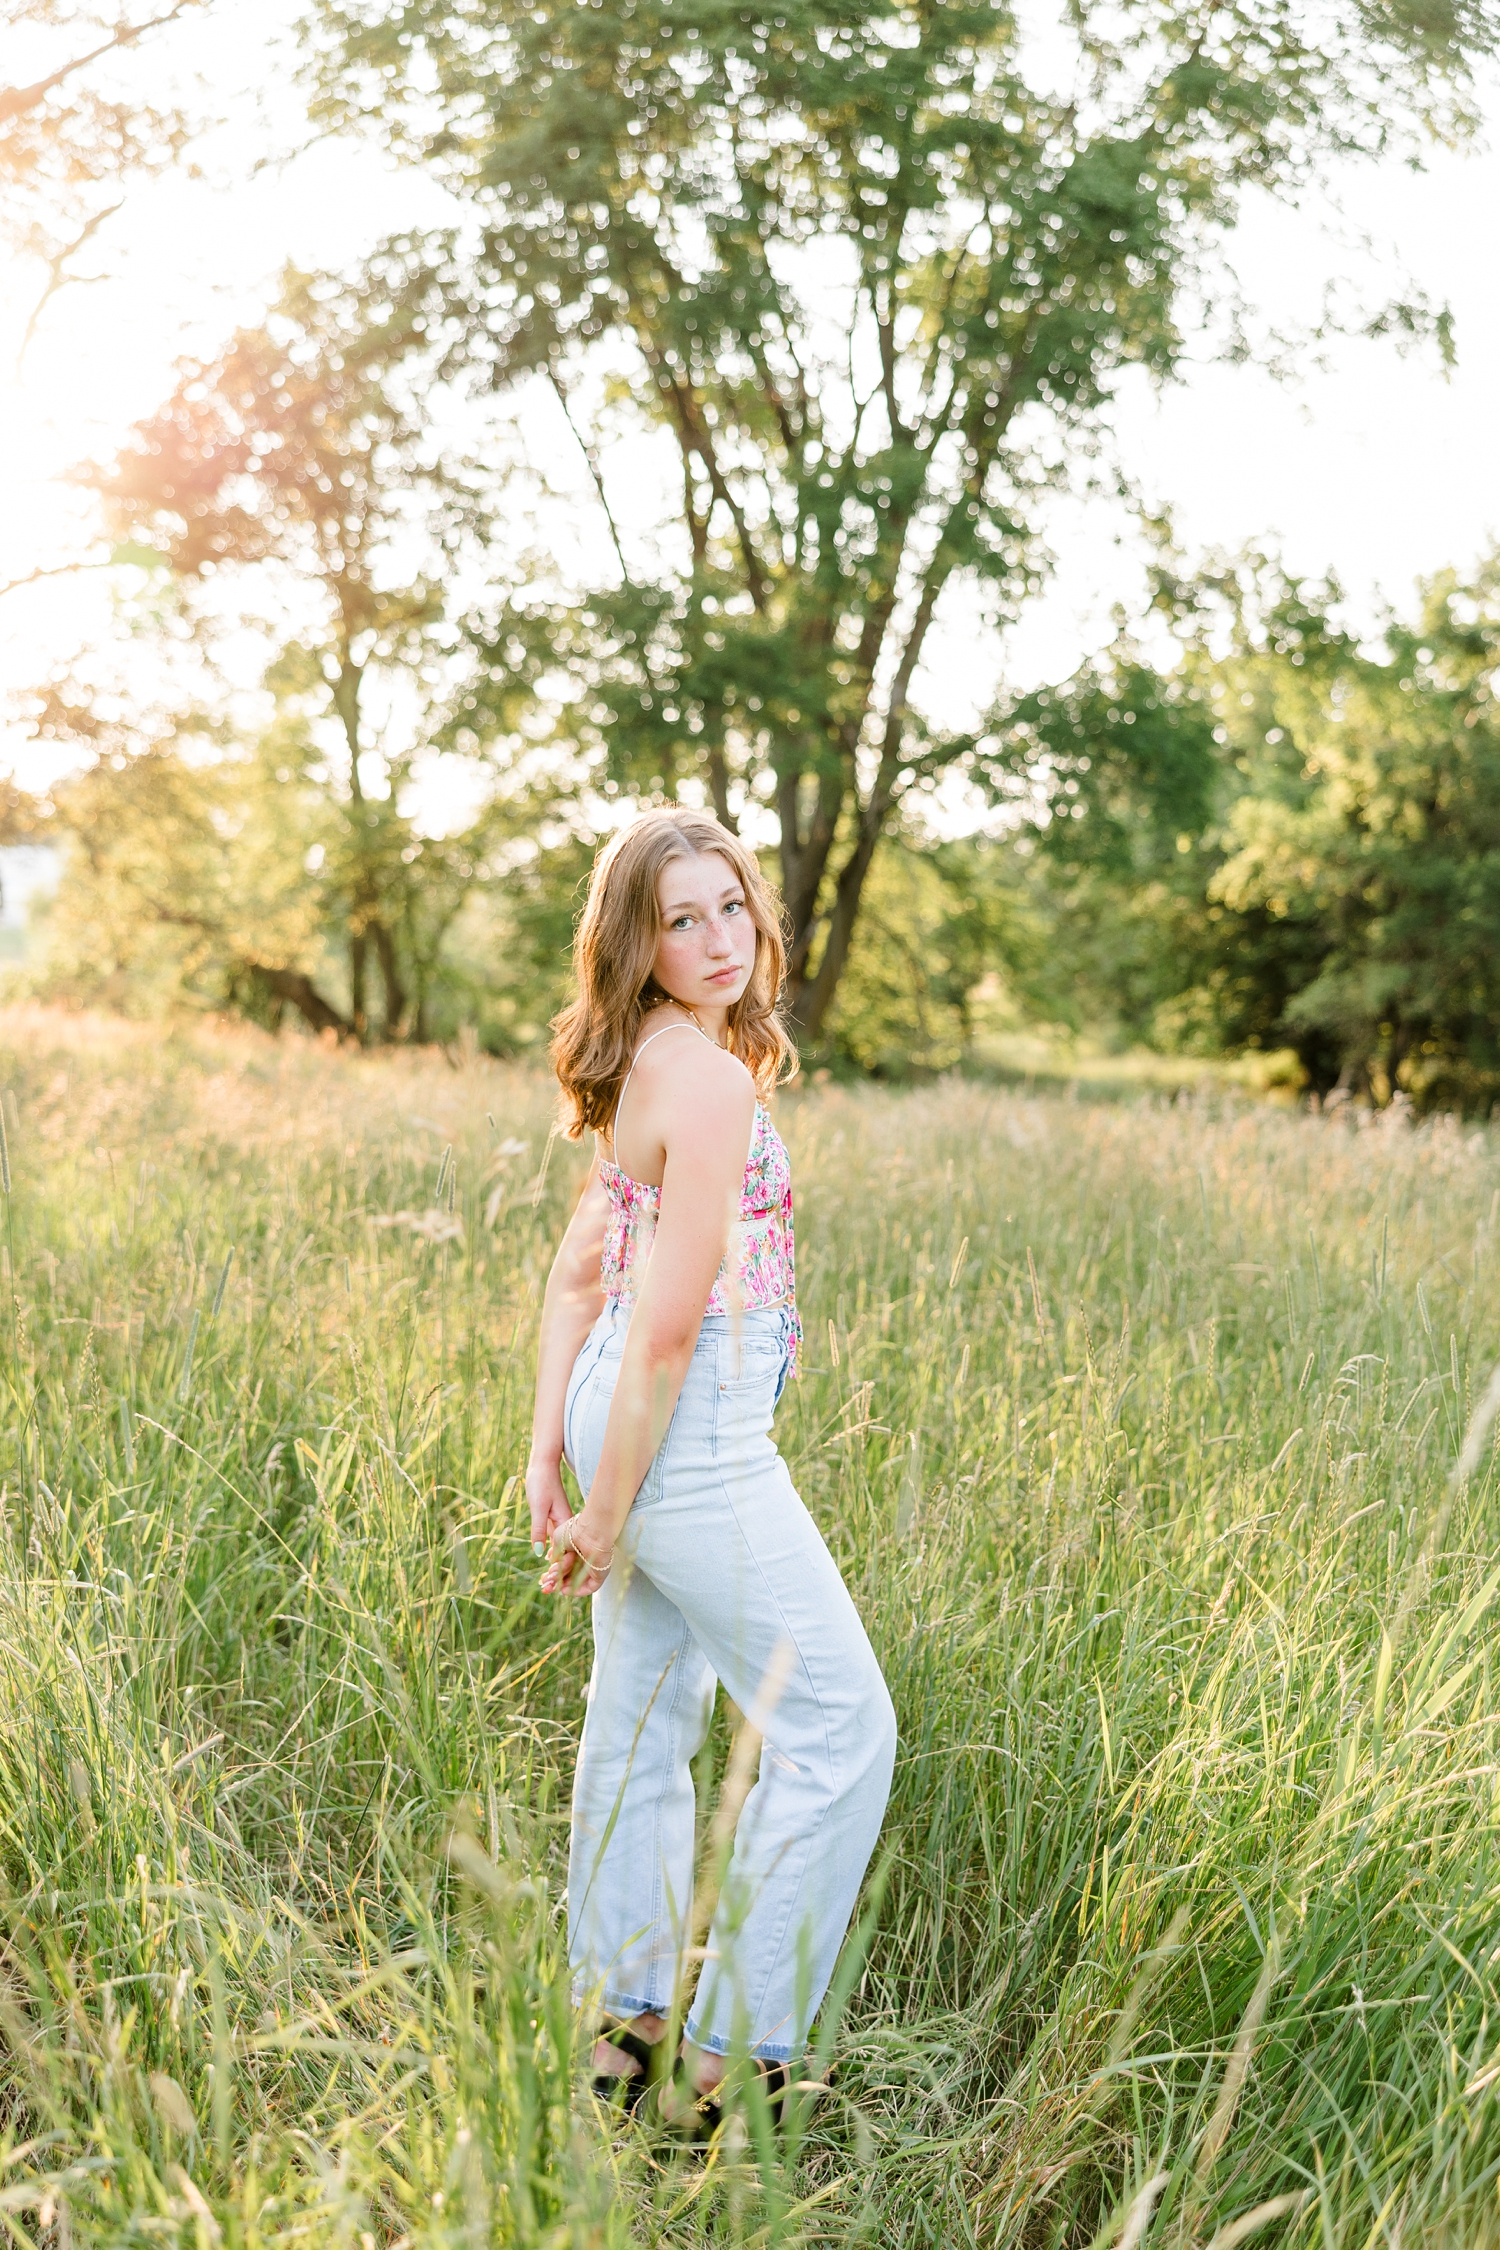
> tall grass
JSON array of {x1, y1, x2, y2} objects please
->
[{"x1": 0, "y1": 1005, "x2": 1497, "y2": 2246}]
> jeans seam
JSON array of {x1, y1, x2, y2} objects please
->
[
  {"x1": 563, "y1": 1362, "x2": 586, "y2": 1476},
  {"x1": 565, "y1": 1321, "x2": 611, "y2": 1474},
  {"x1": 643, "y1": 1384, "x2": 687, "y2": 1496},
  {"x1": 644, "y1": 1610, "x2": 699, "y2": 1987},
  {"x1": 682, "y1": 2018, "x2": 795, "y2": 2062},
  {"x1": 696, "y1": 1459, "x2": 840, "y2": 2052},
  {"x1": 602, "y1": 1985, "x2": 671, "y2": 2019},
  {"x1": 711, "y1": 1350, "x2": 786, "y2": 1458},
  {"x1": 732, "y1": 1798, "x2": 840, "y2": 2052}
]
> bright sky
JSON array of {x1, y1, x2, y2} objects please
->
[{"x1": 3, "y1": 4, "x2": 1499, "y2": 796}]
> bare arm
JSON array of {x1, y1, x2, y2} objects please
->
[
  {"x1": 543, "y1": 1046, "x2": 755, "y2": 1595},
  {"x1": 526, "y1": 1155, "x2": 608, "y2": 1552}
]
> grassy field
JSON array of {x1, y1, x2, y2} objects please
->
[{"x1": 0, "y1": 1006, "x2": 1498, "y2": 2248}]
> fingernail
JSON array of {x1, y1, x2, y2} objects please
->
[{"x1": 533, "y1": 1542, "x2": 546, "y2": 1558}]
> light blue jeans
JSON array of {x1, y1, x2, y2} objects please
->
[{"x1": 562, "y1": 1300, "x2": 897, "y2": 2062}]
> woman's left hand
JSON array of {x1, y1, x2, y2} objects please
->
[
  {"x1": 526, "y1": 1455, "x2": 573, "y2": 1555},
  {"x1": 541, "y1": 1512, "x2": 615, "y2": 1598}
]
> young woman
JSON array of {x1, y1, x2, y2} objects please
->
[{"x1": 526, "y1": 808, "x2": 896, "y2": 2125}]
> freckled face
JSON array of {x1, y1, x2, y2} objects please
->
[{"x1": 650, "y1": 851, "x2": 758, "y2": 1010}]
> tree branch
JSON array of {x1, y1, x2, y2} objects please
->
[
  {"x1": 0, "y1": 2, "x2": 204, "y2": 126},
  {"x1": 683, "y1": 451, "x2": 707, "y2": 565},
  {"x1": 16, "y1": 200, "x2": 121, "y2": 373},
  {"x1": 547, "y1": 365, "x2": 631, "y2": 583},
  {"x1": 866, "y1": 212, "x2": 913, "y2": 443},
  {"x1": 631, "y1": 320, "x2": 772, "y2": 607},
  {"x1": 915, "y1": 227, "x2": 983, "y2": 420},
  {"x1": 665, "y1": 374, "x2": 771, "y2": 608},
  {"x1": 244, "y1": 964, "x2": 352, "y2": 1038},
  {"x1": 726, "y1": 137, "x2": 806, "y2": 464},
  {"x1": 0, "y1": 555, "x2": 113, "y2": 603},
  {"x1": 792, "y1": 438, "x2": 1010, "y2": 1031},
  {"x1": 782, "y1": 750, "x2": 847, "y2": 976},
  {"x1": 705, "y1": 742, "x2": 736, "y2": 831}
]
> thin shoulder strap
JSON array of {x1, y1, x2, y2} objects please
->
[{"x1": 613, "y1": 1020, "x2": 708, "y2": 1137}]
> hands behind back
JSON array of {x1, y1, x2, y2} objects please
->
[
  {"x1": 536, "y1": 1019, "x2": 756, "y2": 1601},
  {"x1": 527, "y1": 1456, "x2": 612, "y2": 1597},
  {"x1": 526, "y1": 1455, "x2": 572, "y2": 1555},
  {"x1": 540, "y1": 1513, "x2": 615, "y2": 1597}
]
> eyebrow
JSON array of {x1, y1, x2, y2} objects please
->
[{"x1": 662, "y1": 884, "x2": 745, "y2": 915}]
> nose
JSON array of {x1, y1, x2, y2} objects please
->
[{"x1": 704, "y1": 912, "x2": 736, "y2": 954}]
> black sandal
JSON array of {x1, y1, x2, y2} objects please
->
[
  {"x1": 651, "y1": 2060, "x2": 791, "y2": 2145},
  {"x1": 591, "y1": 2020, "x2": 667, "y2": 2115}
]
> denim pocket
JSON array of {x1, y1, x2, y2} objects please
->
[
  {"x1": 718, "y1": 1343, "x2": 786, "y2": 1393},
  {"x1": 717, "y1": 1313, "x2": 790, "y2": 1388},
  {"x1": 563, "y1": 1320, "x2": 613, "y2": 1476},
  {"x1": 712, "y1": 1318, "x2": 789, "y2": 1459}
]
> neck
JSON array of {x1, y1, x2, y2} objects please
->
[{"x1": 658, "y1": 998, "x2": 731, "y2": 1045}]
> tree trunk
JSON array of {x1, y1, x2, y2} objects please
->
[
  {"x1": 245, "y1": 964, "x2": 351, "y2": 1038},
  {"x1": 706, "y1": 742, "x2": 737, "y2": 832},
  {"x1": 350, "y1": 928, "x2": 369, "y2": 1044},
  {"x1": 372, "y1": 918, "x2": 407, "y2": 1038},
  {"x1": 335, "y1": 648, "x2": 380, "y2": 1045},
  {"x1": 778, "y1": 757, "x2": 846, "y2": 986},
  {"x1": 785, "y1": 819, "x2": 883, "y2": 1039}
]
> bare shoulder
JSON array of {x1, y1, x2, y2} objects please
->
[{"x1": 643, "y1": 1026, "x2": 755, "y2": 1110}]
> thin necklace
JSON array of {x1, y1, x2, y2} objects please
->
[
  {"x1": 656, "y1": 997, "x2": 724, "y2": 1048},
  {"x1": 683, "y1": 1006, "x2": 716, "y2": 1043}
]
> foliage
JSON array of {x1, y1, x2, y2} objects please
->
[
  {"x1": 989, "y1": 555, "x2": 1500, "y2": 1108},
  {"x1": 980, "y1": 647, "x2": 1238, "y2": 1047},
  {"x1": 47, "y1": 262, "x2": 558, "y2": 1042},
  {"x1": 18, "y1": 710, "x2": 591, "y2": 1049},
  {"x1": 422, "y1": 829, "x2": 599, "y2": 1054},
  {"x1": 821, "y1": 827, "x2": 1049, "y2": 1076},
  {"x1": 1, "y1": 1, "x2": 207, "y2": 372},
  {"x1": 25, "y1": 716, "x2": 337, "y2": 1025},
  {"x1": 1210, "y1": 561, "x2": 1500, "y2": 1109},
  {"x1": 299, "y1": 0, "x2": 1492, "y2": 1037},
  {"x1": 1, "y1": 1011, "x2": 1500, "y2": 2240}
]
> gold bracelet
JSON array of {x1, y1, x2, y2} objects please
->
[{"x1": 553, "y1": 1515, "x2": 614, "y2": 1576}]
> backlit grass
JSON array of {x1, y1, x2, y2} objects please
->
[{"x1": 0, "y1": 1005, "x2": 1497, "y2": 2247}]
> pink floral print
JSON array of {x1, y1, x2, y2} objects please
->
[{"x1": 598, "y1": 1105, "x2": 802, "y2": 1371}]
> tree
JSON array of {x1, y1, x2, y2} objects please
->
[
  {"x1": 817, "y1": 822, "x2": 1049, "y2": 1073},
  {"x1": 24, "y1": 672, "x2": 591, "y2": 1044},
  {"x1": 22, "y1": 696, "x2": 342, "y2": 1026},
  {"x1": 1208, "y1": 561, "x2": 1500, "y2": 1109},
  {"x1": 985, "y1": 555, "x2": 1500, "y2": 1110},
  {"x1": 2, "y1": 1, "x2": 208, "y2": 368},
  {"x1": 978, "y1": 643, "x2": 1236, "y2": 1046},
  {"x1": 976, "y1": 619, "x2": 1339, "y2": 1059},
  {"x1": 71, "y1": 260, "x2": 539, "y2": 1041},
  {"x1": 305, "y1": 0, "x2": 1493, "y2": 1036}
]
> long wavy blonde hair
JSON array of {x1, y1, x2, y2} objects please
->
[{"x1": 551, "y1": 810, "x2": 797, "y2": 1139}]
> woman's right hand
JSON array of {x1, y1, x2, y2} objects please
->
[
  {"x1": 526, "y1": 1455, "x2": 573, "y2": 1558},
  {"x1": 539, "y1": 1510, "x2": 614, "y2": 1598}
]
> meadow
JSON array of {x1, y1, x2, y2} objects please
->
[{"x1": 0, "y1": 1005, "x2": 1498, "y2": 2248}]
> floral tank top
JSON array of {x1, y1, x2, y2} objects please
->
[{"x1": 598, "y1": 1026, "x2": 802, "y2": 1371}]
